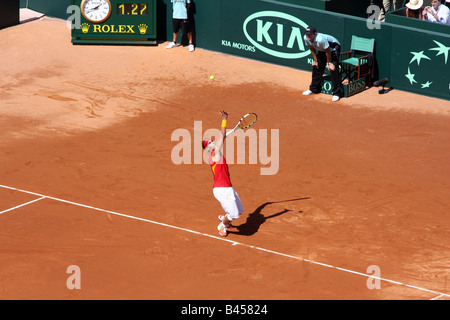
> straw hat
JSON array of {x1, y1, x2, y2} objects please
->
[{"x1": 406, "y1": 0, "x2": 423, "y2": 10}]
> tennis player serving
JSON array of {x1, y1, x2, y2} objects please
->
[{"x1": 202, "y1": 110, "x2": 245, "y2": 237}]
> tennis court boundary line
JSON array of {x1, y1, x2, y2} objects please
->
[
  {"x1": 0, "y1": 196, "x2": 46, "y2": 215},
  {"x1": 1, "y1": 184, "x2": 449, "y2": 299}
]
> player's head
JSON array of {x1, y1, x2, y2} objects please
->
[
  {"x1": 202, "y1": 138, "x2": 215, "y2": 151},
  {"x1": 305, "y1": 26, "x2": 317, "y2": 42}
]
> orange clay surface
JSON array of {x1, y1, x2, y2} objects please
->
[{"x1": 1, "y1": 18, "x2": 450, "y2": 300}]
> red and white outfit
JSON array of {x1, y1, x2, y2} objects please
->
[{"x1": 209, "y1": 152, "x2": 244, "y2": 221}]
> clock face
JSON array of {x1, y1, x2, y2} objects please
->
[{"x1": 81, "y1": 0, "x2": 112, "y2": 23}]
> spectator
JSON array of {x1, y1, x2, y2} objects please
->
[
  {"x1": 406, "y1": 0, "x2": 424, "y2": 19},
  {"x1": 422, "y1": 0, "x2": 450, "y2": 24},
  {"x1": 302, "y1": 26, "x2": 342, "y2": 102},
  {"x1": 166, "y1": 0, "x2": 194, "y2": 52},
  {"x1": 371, "y1": 0, "x2": 403, "y2": 21},
  {"x1": 381, "y1": 0, "x2": 404, "y2": 21}
]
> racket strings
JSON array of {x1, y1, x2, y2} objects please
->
[{"x1": 239, "y1": 114, "x2": 257, "y2": 129}]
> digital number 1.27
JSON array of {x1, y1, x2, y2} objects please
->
[{"x1": 117, "y1": 3, "x2": 148, "y2": 15}]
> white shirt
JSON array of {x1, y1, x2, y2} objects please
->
[
  {"x1": 425, "y1": 4, "x2": 450, "y2": 24},
  {"x1": 171, "y1": 0, "x2": 190, "y2": 20}
]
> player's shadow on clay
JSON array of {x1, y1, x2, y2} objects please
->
[{"x1": 228, "y1": 197, "x2": 310, "y2": 236}]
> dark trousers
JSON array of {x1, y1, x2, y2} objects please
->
[{"x1": 310, "y1": 46, "x2": 342, "y2": 97}]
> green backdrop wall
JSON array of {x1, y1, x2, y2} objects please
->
[
  {"x1": 20, "y1": 0, "x2": 70, "y2": 19},
  {"x1": 18, "y1": 0, "x2": 450, "y2": 100},
  {"x1": 162, "y1": 0, "x2": 449, "y2": 100}
]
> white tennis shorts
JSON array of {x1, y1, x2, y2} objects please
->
[{"x1": 213, "y1": 187, "x2": 244, "y2": 221}]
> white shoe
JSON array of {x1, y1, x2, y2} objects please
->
[
  {"x1": 166, "y1": 42, "x2": 177, "y2": 49},
  {"x1": 302, "y1": 89, "x2": 315, "y2": 96},
  {"x1": 218, "y1": 214, "x2": 232, "y2": 228},
  {"x1": 217, "y1": 222, "x2": 227, "y2": 237},
  {"x1": 332, "y1": 95, "x2": 340, "y2": 102},
  {"x1": 188, "y1": 44, "x2": 195, "y2": 52}
]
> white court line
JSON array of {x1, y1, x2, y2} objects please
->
[
  {"x1": 430, "y1": 294, "x2": 444, "y2": 300},
  {"x1": 1, "y1": 183, "x2": 449, "y2": 299},
  {"x1": 0, "y1": 196, "x2": 46, "y2": 215}
]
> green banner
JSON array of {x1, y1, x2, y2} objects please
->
[
  {"x1": 219, "y1": 0, "x2": 345, "y2": 70},
  {"x1": 23, "y1": 0, "x2": 450, "y2": 100},
  {"x1": 390, "y1": 28, "x2": 449, "y2": 100},
  {"x1": 216, "y1": 0, "x2": 449, "y2": 100}
]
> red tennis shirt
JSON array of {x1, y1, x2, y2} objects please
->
[{"x1": 209, "y1": 152, "x2": 232, "y2": 188}]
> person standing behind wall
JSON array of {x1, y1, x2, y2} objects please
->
[
  {"x1": 422, "y1": 0, "x2": 450, "y2": 24},
  {"x1": 371, "y1": 0, "x2": 403, "y2": 22},
  {"x1": 166, "y1": 0, "x2": 195, "y2": 52},
  {"x1": 405, "y1": 0, "x2": 424, "y2": 19}
]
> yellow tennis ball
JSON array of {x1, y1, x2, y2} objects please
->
[{"x1": 210, "y1": 75, "x2": 215, "y2": 80}]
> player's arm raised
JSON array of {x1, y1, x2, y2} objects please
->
[{"x1": 214, "y1": 110, "x2": 228, "y2": 153}]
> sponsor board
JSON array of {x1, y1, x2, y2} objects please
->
[{"x1": 220, "y1": 9, "x2": 312, "y2": 65}]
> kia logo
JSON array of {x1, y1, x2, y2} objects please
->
[{"x1": 243, "y1": 11, "x2": 310, "y2": 59}]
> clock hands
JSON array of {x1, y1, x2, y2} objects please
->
[{"x1": 85, "y1": 4, "x2": 102, "y2": 14}]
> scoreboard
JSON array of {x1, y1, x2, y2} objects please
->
[{"x1": 71, "y1": 0, "x2": 157, "y2": 45}]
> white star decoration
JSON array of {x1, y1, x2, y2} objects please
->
[
  {"x1": 429, "y1": 40, "x2": 450, "y2": 64},
  {"x1": 421, "y1": 81, "x2": 432, "y2": 89},
  {"x1": 409, "y1": 51, "x2": 431, "y2": 66},
  {"x1": 405, "y1": 67, "x2": 417, "y2": 85},
  {"x1": 406, "y1": 41, "x2": 449, "y2": 90}
]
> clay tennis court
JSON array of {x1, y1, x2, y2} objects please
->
[{"x1": 1, "y1": 17, "x2": 450, "y2": 300}]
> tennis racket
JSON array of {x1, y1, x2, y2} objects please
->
[{"x1": 225, "y1": 113, "x2": 258, "y2": 137}]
